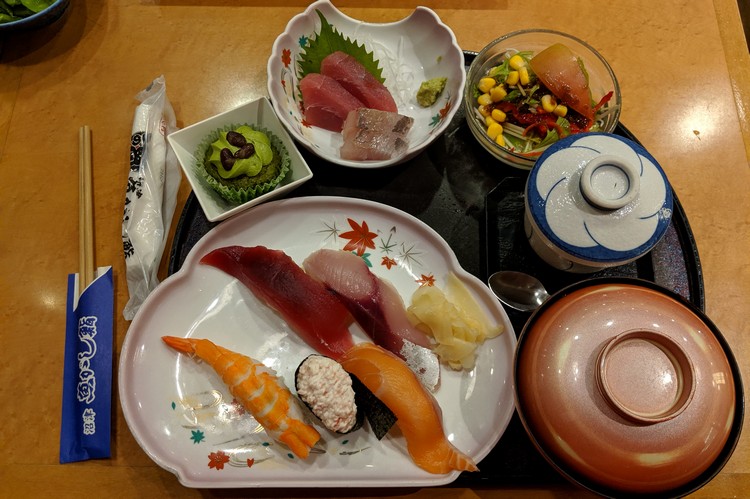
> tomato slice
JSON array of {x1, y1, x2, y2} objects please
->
[{"x1": 529, "y1": 43, "x2": 594, "y2": 120}]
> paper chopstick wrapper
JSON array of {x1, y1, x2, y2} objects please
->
[
  {"x1": 122, "y1": 75, "x2": 181, "y2": 320},
  {"x1": 60, "y1": 266, "x2": 114, "y2": 463}
]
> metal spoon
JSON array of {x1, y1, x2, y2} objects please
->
[{"x1": 488, "y1": 270, "x2": 551, "y2": 312}]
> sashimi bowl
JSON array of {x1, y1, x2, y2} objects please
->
[
  {"x1": 465, "y1": 29, "x2": 621, "y2": 170},
  {"x1": 267, "y1": 0, "x2": 465, "y2": 168}
]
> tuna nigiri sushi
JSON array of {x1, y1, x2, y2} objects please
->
[
  {"x1": 299, "y1": 73, "x2": 364, "y2": 132},
  {"x1": 200, "y1": 245, "x2": 356, "y2": 360},
  {"x1": 320, "y1": 51, "x2": 398, "y2": 113},
  {"x1": 162, "y1": 336, "x2": 321, "y2": 459},
  {"x1": 339, "y1": 343, "x2": 478, "y2": 474},
  {"x1": 303, "y1": 249, "x2": 440, "y2": 391},
  {"x1": 340, "y1": 108, "x2": 414, "y2": 161}
]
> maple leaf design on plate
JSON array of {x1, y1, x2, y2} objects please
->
[
  {"x1": 190, "y1": 430, "x2": 205, "y2": 444},
  {"x1": 340, "y1": 218, "x2": 377, "y2": 256},
  {"x1": 416, "y1": 274, "x2": 436, "y2": 287},
  {"x1": 381, "y1": 256, "x2": 397, "y2": 269}
]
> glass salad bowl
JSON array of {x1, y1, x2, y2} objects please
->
[{"x1": 464, "y1": 29, "x2": 621, "y2": 170}]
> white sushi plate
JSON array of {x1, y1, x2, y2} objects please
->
[{"x1": 119, "y1": 196, "x2": 516, "y2": 488}]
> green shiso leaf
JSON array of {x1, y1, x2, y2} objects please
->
[{"x1": 297, "y1": 10, "x2": 385, "y2": 83}]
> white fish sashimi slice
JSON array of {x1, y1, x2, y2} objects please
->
[
  {"x1": 303, "y1": 249, "x2": 441, "y2": 391},
  {"x1": 340, "y1": 108, "x2": 415, "y2": 161}
]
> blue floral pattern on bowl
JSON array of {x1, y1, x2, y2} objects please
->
[{"x1": 525, "y1": 133, "x2": 673, "y2": 272}]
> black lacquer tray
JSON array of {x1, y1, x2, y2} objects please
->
[{"x1": 167, "y1": 54, "x2": 705, "y2": 487}]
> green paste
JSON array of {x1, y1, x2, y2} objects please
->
[
  {"x1": 204, "y1": 126, "x2": 281, "y2": 189},
  {"x1": 417, "y1": 77, "x2": 448, "y2": 107}
]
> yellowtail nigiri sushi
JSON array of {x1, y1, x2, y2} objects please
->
[
  {"x1": 162, "y1": 336, "x2": 321, "y2": 459},
  {"x1": 303, "y1": 248, "x2": 440, "y2": 391}
]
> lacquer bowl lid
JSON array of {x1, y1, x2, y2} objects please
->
[
  {"x1": 514, "y1": 278, "x2": 742, "y2": 497},
  {"x1": 525, "y1": 133, "x2": 673, "y2": 268}
]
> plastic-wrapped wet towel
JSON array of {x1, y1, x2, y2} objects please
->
[
  {"x1": 60, "y1": 267, "x2": 114, "y2": 463},
  {"x1": 122, "y1": 76, "x2": 181, "y2": 320}
]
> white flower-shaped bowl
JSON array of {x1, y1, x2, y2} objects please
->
[
  {"x1": 267, "y1": 0, "x2": 465, "y2": 168},
  {"x1": 523, "y1": 133, "x2": 673, "y2": 273},
  {"x1": 167, "y1": 98, "x2": 313, "y2": 223}
]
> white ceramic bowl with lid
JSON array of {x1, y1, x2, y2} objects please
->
[{"x1": 524, "y1": 133, "x2": 673, "y2": 272}]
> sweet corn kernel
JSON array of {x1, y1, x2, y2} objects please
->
[
  {"x1": 553, "y1": 104, "x2": 568, "y2": 117},
  {"x1": 485, "y1": 116, "x2": 497, "y2": 127},
  {"x1": 509, "y1": 55, "x2": 526, "y2": 70},
  {"x1": 486, "y1": 122, "x2": 503, "y2": 140},
  {"x1": 541, "y1": 94, "x2": 557, "y2": 113},
  {"x1": 477, "y1": 93, "x2": 492, "y2": 106},
  {"x1": 490, "y1": 85, "x2": 507, "y2": 102},
  {"x1": 506, "y1": 71, "x2": 520, "y2": 85},
  {"x1": 478, "y1": 77, "x2": 496, "y2": 94},
  {"x1": 491, "y1": 109, "x2": 507, "y2": 122},
  {"x1": 519, "y1": 66, "x2": 530, "y2": 85},
  {"x1": 478, "y1": 105, "x2": 491, "y2": 117},
  {"x1": 495, "y1": 133, "x2": 506, "y2": 147}
]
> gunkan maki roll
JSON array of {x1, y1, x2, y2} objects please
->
[
  {"x1": 295, "y1": 354, "x2": 364, "y2": 434},
  {"x1": 295, "y1": 354, "x2": 398, "y2": 438}
]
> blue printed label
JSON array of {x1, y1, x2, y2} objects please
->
[{"x1": 60, "y1": 268, "x2": 114, "y2": 463}]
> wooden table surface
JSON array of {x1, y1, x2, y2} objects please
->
[{"x1": 1, "y1": 0, "x2": 748, "y2": 497}]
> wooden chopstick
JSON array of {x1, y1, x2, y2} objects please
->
[{"x1": 78, "y1": 125, "x2": 94, "y2": 291}]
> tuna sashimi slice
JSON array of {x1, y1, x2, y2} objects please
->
[
  {"x1": 339, "y1": 343, "x2": 478, "y2": 474},
  {"x1": 299, "y1": 73, "x2": 364, "y2": 132},
  {"x1": 303, "y1": 249, "x2": 440, "y2": 391},
  {"x1": 320, "y1": 51, "x2": 398, "y2": 113},
  {"x1": 200, "y1": 245, "x2": 355, "y2": 360},
  {"x1": 340, "y1": 108, "x2": 414, "y2": 161}
]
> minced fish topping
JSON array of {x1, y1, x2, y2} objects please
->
[{"x1": 296, "y1": 355, "x2": 358, "y2": 433}]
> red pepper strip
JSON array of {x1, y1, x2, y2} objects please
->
[
  {"x1": 593, "y1": 91, "x2": 614, "y2": 114},
  {"x1": 574, "y1": 91, "x2": 613, "y2": 132},
  {"x1": 519, "y1": 150, "x2": 544, "y2": 157},
  {"x1": 522, "y1": 115, "x2": 565, "y2": 139}
]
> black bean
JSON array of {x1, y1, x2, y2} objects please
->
[
  {"x1": 234, "y1": 143, "x2": 256, "y2": 159},
  {"x1": 226, "y1": 131, "x2": 246, "y2": 147},
  {"x1": 220, "y1": 148, "x2": 236, "y2": 170}
]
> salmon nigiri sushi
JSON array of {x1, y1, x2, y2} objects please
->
[
  {"x1": 162, "y1": 336, "x2": 321, "y2": 459},
  {"x1": 339, "y1": 343, "x2": 478, "y2": 474}
]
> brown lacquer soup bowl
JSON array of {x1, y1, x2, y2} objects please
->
[{"x1": 513, "y1": 277, "x2": 743, "y2": 497}]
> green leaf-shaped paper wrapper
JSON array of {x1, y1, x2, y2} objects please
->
[{"x1": 194, "y1": 124, "x2": 290, "y2": 205}]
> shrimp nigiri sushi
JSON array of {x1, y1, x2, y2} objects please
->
[
  {"x1": 339, "y1": 343, "x2": 478, "y2": 474},
  {"x1": 162, "y1": 336, "x2": 321, "y2": 459}
]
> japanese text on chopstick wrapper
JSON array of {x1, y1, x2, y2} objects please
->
[{"x1": 60, "y1": 268, "x2": 113, "y2": 463}]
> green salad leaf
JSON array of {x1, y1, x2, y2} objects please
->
[{"x1": 297, "y1": 10, "x2": 385, "y2": 83}]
